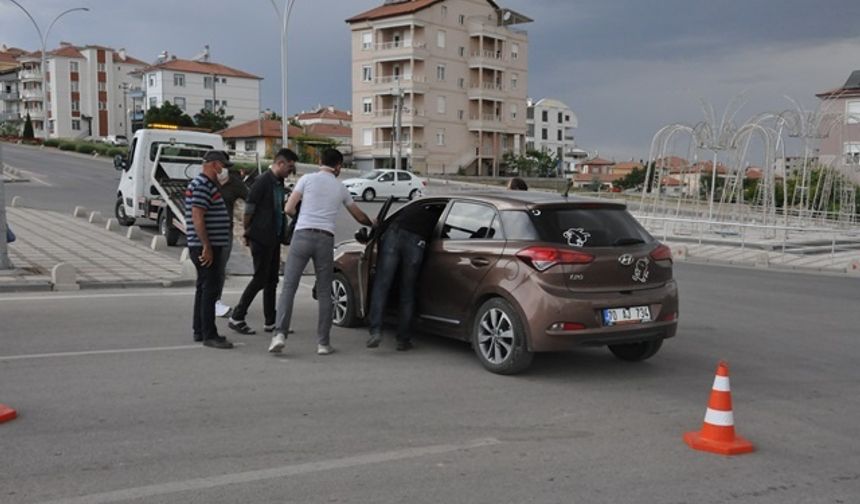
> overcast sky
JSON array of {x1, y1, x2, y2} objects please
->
[{"x1": 2, "y1": 0, "x2": 859, "y2": 160}]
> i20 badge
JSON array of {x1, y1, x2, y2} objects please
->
[{"x1": 618, "y1": 254, "x2": 635, "y2": 267}]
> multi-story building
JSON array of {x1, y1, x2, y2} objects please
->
[
  {"x1": 0, "y1": 68, "x2": 21, "y2": 125},
  {"x1": 347, "y1": 0, "x2": 531, "y2": 175},
  {"x1": 11, "y1": 43, "x2": 147, "y2": 138},
  {"x1": 136, "y1": 54, "x2": 262, "y2": 127},
  {"x1": 525, "y1": 97, "x2": 578, "y2": 174},
  {"x1": 816, "y1": 70, "x2": 860, "y2": 184}
]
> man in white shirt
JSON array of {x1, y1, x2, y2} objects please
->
[{"x1": 269, "y1": 149, "x2": 374, "y2": 355}]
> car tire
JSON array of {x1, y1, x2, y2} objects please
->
[
  {"x1": 471, "y1": 298, "x2": 533, "y2": 375},
  {"x1": 408, "y1": 189, "x2": 421, "y2": 200},
  {"x1": 158, "y1": 208, "x2": 181, "y2": 247},
  {"x1": 362, "y1": 188, "x2": 376, "y2": 202},
  {"x1": 115, "y1": 197, "x2": 135, "y2": 226},
  {"x1": 332, "y1": 272, "x2": 358, "y2": 327},
  {"x1": 608, "y1": 338, "x2": 663, "y2": 362}
]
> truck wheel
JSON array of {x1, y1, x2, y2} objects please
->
[
  {"x1": 115, "y1": 197, "x2": 135, "y2": 226},
  {"x1": 158, "y1": 209, "x2": 181, "y2": 247}
]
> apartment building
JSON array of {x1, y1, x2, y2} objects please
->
[
  {"x1": 0, "y1": 68, "x2": 20, "y2": 124},
  {"x1": 136, "y1": 54, "x2": 262, "y2": 127},
  {"x1": 816, "y1": 70, "x2": 860, "y2": 184},
  {"x1": 525, "y1": 97, "x2": 578, "y2": 174},
  {"x1": 347, "y1": 0, "x2": 531, "y2": 175},
  {"x1": 11, "y1": 43, "x2": 147, "y2": 138}
]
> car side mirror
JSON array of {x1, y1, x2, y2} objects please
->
[
  {"x1": 114, "y1": 154, "x2": 127, "y2": 171},
  {"x1": 355, "y1": 227, "x2": 370, "y2": 244}
]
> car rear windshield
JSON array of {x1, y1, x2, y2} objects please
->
[{"x1": 500, "y1": 206, "x2": 653, "y2": 247}]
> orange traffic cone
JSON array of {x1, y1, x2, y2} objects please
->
[
  {"x1": 684, "y1": 361, "x2": 754, "y2": 455},
  {"x1": 0, "y1": 403, "x2": 16, "y2": 424}
]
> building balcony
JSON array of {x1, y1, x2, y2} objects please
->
[
  {"x1": 371, "y1": 141, "x2": 426, "y2": 158},
  {"x1": 468, "y1": 114, "x2": 505, "y2": 132},
  {"x1": 373, "y1": 41, "x2": 428, "y2": 62},
  {"x1": 0, "y1": 91, "x2": 19, "y2": 101},
  {"x1": 0, "y1": 111, "x2": 21, "y2": 122},
  {"x1": 20, "y1": 70, "x2": 42, "y2": 81},
  {"x1": 372, "y1": 107, "x2": 428, "y2": 127},
  {"x1": 21, "y1": 89, "x2": 44, "y2": 101},
  {"x1": 371, "y1": 75, "x2": 428, "y2": 95},
  {"x1": 468, "y1": 50, "x2": 507, "y2": 69},
  {"x1": 468, "y1": 82, "x2": 505, "y2": 100},
  {"x1": 23, "y1": 109, "x2": 45, "y2": 119}
]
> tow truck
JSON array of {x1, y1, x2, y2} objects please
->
[{"x1": 113, "y1": 125, "x2": 259, "y2": 246}]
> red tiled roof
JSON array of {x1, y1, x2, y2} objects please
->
[
  {"x1": 138, "y1": 58, "x2": 261, "y2": 80},
  {"x1": 347, "y1": 0, "x2": 499, "y2": 23},
  {"x1": 218, "y1": 119, "x2": 302, "y2": 139},
  {"x1": 613, "y1": 161, "x2": 643, "y2": 174},
  {"x1": 582, "y1": 156, "x2": 614, "y2": 166},
  {"x1": 113, "y1": 53, "x2": 148, "y2": 66},
  {"x1": 1, "y1": 47, "x2": 27, "y2": 57},
  {"x1": 654, "y1": 156, "x2": 689, "y2": 169},
  {"x1": 50, "y1": 46, "x2": 84, "y2": 59},
  {"x1": 573, "y1": 173, "x2": 622, "y2": 183},
  {"x1": 0, "y1": 52, "x2": 18, "y2": 64},
  {"x1": 295, "y1": 107, "x2": 351, "y2": 123},
  {"x1": 305, "y1": 123, "x2": 351, "y2": 138},
  {"x1": 660, "y1": 176, "x2": 682, "y2": 186}
]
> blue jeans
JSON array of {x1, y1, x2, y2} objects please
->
[
  {"x1": 369, "y1": 226, "x2": 426, "y2": 341},
  {"x1": 275, "y1": 230, "x2": 335, "y2": 345}
]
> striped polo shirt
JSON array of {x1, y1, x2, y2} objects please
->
[{"x1": 184, "y1": 174, "x2": 231, "y2": 247}]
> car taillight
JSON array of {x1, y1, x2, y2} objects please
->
[
  {"x1": 516, "y1": 246, "x2": 594, "y2": 272},
  {"x1": 550, "y1": 322, "x2": 586, "y2": 331},
  {"x1": 650, "y1": 243, "x2": 672, "y2": 262},
  {"x1": 658, "y1": 312, "x2": 677, "y2": 322}
]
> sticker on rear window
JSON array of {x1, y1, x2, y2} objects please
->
[
  {"x1": 632, "y1": 258, "x2": 650, "y2": 283},
  {"x1": 563, "y1": 228, "x2": 591, "y2": 247}
]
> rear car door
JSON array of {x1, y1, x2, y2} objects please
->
[
  {"x1": 375, "y1": 171, "x2": 396, "y2": 198},
  {"x1": 395, "y1": 171, "x2": 413, "y2": 198},
  {"x1": 417, "y1": 201, "x2": 504, "y2": 332}
]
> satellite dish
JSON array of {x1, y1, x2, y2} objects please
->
[{"x1": 502, "y1": 11, "x2": 512, "y2": 22}]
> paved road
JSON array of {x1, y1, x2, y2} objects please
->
[{"x1": 1, "y1": 263, "x2": 858, "y2": 503}]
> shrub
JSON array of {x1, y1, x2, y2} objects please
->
[
  {"x1": 92, "y1": 143, "x2": 111, "y2": 155},
  {"x1": 59, "y1": 142, "x2": 77, "y2": 151},
  {"x1": 43, "y1": 138, "x2": 61, "y2": 148},
  {"x1": 76, "y1": 143, "x2": 96, "y2": 154},
  {"x1": 107, "y1": 147, "x2": 127, "y2": 157}
]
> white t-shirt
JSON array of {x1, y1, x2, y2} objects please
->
[{"x1": 294, "y1": 169, "x2": 353, "y2": 234}]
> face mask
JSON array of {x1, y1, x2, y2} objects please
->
[{"x1": 217, "y1": 170, "x2": 229, "y2": 184}]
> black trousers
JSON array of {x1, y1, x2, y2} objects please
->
[
  {"x1": 190, "y1": 246, "x2": 224, "y2": 341},
  {"x1": 231, "y1": 240, "x2": 280, "y2": 325}
]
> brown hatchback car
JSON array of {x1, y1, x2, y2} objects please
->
[{"x1": 331, "y1": 192, "x2": 678, "y2": 374}]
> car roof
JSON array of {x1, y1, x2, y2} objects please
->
[{"x1": 427, "y1": 190, "x2": 627, "y2": 211}]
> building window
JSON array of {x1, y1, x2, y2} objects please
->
[
  {"x1": 558, "y1": 112, "x2": 563, "y2": 123},
  {"x1": 541, "y1": 110, "x2": 548, "y2": 122},
  {"x1": 71, "y1": 119, "x2": 80, "y2": 130},
  {"x1": 221, "y1": 77, "x2": 227, "y2": 84},
  {"x1": 204, "y1": 99, "x2": 213, "y2": 111},
  {"x1": 557, "y1": 130, "x2": 563, "y2": 141},
  {"x1": 98, "y1": 82, "x2": 106, "y2": 92},
  {"x1": 71, "y1": 101, "x2": 80, "y2": 112},
  {"x1": 542, "y1": 128, "x2": 548, "y2": 140},
  {"x1": 441, "y1": 5, "x2": 447, "y2": 18},
  {"x1": 362, "y1": 31, "x2": 373, "y2": 50},
  {"x1": 362, "y1": 97, "x2": 372, "y2": 114},
  {"x1": 437, "y1": 30, "x2": 446, "y2": 49},
  {"x1": 436, "y1": 64, "x2": 446, "y2": 81},
  {"x1": 436, "y1": 129, "x2": 445, "y2": 146},
  {"x1": 215, "y1": 100, "x2": 228, "y2": 108},
  {"x1": 565, "y1": 114, "x2": 570, "y2": 122},
  {"x1": 148, "y1": 74, "x2": 155, "y2": 87},
  {"x1": 458, "y1": 110, "x2": 464, "y2": 120},
  {"x1": 149, "y1": 97, "x2": 157, "y2": 108},
  {"x1": 98, "y1": 63, "x2": 106, "y2": 72},
  {"x1": 458, "y1": 46, "x2": 465, "y2": 58},
  {"x1": 459, "y1": 14, "x2": 465, "y2": 25},
  {"x1": 511, "y1": 43, "x2": 519, "y2": 60},
  {"x1": 174, "y1": 97, "x2": 186, "y2": 110},
  {"x1": 71, "y1": 81, "x2": 79, "y2": 92},
  {"x1": 362, "y1": 65, "x2": 373, "y2": 82},
  {"x1": 511, "y1": 74, "x2": 518, "y2": 90},
  {"x1": 527, "y1": 124, "x2": 534, "y2": 137},
  {"x1": 244, "y1": 140, "x2": 257, "y2": 152},
  {"x1": 845, "y1": 142, "x2": 860, "y2": 164},
  {"x1": 98, "y1": 101, "x2": 107, "y2": 111},
  {"x1": 847, "y1": 100, "x2": 860, "y2": 124},
  {"x1": 173, "y1": 73, "x2": 185, "y2": 87},
  {"x1": 204, "y1": 76, "x2": 213, "y2": 89},
  {"x1": 363, "y1": 128, "x2": 373, "y2": 146},
  {"x1": 437, "y1": 96, "x2": 446, "y2": 115},
  {"x1": 511, "y1": 104, "x2": 517, "y2": 120},
  {"x1": 458, "y1": 77, "x2": 465, "y2": 89},
  {"x1": 70, "y1": 61, "x2": 79, "y2": 72}
]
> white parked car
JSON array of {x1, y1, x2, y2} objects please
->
[{"x1": 342, "y1": 169, "x2": 426, "y2": 201}]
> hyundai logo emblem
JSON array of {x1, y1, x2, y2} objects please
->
[{"x1": 618, "y1": 254, "x2": 635, "y2": 266}]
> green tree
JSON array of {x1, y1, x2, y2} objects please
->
[
  {"x1": 615, "y1": 164, "x2": 658, "y2": 191},
  {"x1": 501, "y1": 149, "x2": 559, "y2": 178},
  {"x1": 194, "y1": 108, "x2": 234, "y2": 132},
  {"x1": 0, "y1": 119, "x2": 21, "y2": 137},
  {"x1": 144, "y1": 101, "x2": 194, "y2": 127},
  {"x1": 22, "y1": 113, "x2": 34, "y2": 139}
]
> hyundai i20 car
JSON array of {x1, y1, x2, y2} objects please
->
[{"x1": 331, "y1": 192, "x2": 678, "y2": 375}]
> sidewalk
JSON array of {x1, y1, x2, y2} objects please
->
[{"x1": 2, "y1": 206, "x2": 187, "y2": 292}]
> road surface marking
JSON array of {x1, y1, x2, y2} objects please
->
[
  {"x1": 0, "y1": 342, "x2": 249, "y2": 362},
  {"x1": 6, "y1": 164, "x2": 52, "y2": 186},
  {"x1": 35, "y1": 438, "x2": 502, "y2": 504}
]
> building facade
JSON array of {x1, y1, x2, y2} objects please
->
[
  {"x1": 0, "y1": 68, "x2": 20, "y2": 125},
  {"x1": 347, "y1": 0, "x2": 531, "y2": 175},
  {"x1": 816, "y1": 70, "x2": 860, "y2": 185},
  {"x1": 137, "y1": 56, "x2": 262, "y2": 127},
  {"x1": 525, "y1": 97, "x2": 578, "y2": 174}
]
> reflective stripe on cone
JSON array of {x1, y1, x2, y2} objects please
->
[{"x1": 683, "y1": 361, "x2": 754, "y2": 456}]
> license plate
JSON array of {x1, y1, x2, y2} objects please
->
[{"x1": 603, "y1": 306, "x2": 651, "y2": 326}]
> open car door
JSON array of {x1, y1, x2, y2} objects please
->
[{"x1": 355, "y1": 196, "x2": 397, "y2": 318}]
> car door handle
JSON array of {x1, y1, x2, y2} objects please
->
[{"x1": 471, "y1": 258, "x2": 490, "y2": 267}]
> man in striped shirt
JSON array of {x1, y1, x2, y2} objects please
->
[{"x1": 185, "y1": 150, "x2": 234, "y2": 349}]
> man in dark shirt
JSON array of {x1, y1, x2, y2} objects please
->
[
  {"x1": 228, "y1": 148, "x2": 297, "y2": 335},
  {"x1": 214, "y1": 169, "x2": 249, "y2": 317},
  {"x1": 185, "y1": 150, "x2": 234, "y2": 349},
  {"x1": 366, "y1": 201, "x2": 439, "y2": 351}
]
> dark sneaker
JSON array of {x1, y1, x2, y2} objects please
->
[
  {"x1": 366, "y1": 333, "x2": 382, "y2": 348},
  {"x1": 193, "y1": 333, "x2": 203, "y2": 343},
  {"x1": 228, "y1": 318, "x2": 256, "y2": 335},
  {"x1": 203, "y1": 338, "x2": 234, "y2": 349},
  {"x1": 395, "y1": 340, "x2": 413, "y2": 352}
]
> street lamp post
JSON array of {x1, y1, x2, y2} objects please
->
[
  {"x1": 268, "y1": 0, "x2": 297, "y2": 149},
  {"x1": 6, "y1": 1, "x2": 89, "y2": 138}
]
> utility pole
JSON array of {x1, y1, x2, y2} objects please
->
[
  {"x1": 0, "y1": 142, "x2": 13, "y2": 270},
  {"x1": 393, "y1": 80, "x2": 404, "y2": 171},
  {"x1": 121, "y1": 82, "x2": 129, "y2": 139}
]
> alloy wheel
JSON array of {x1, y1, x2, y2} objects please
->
[{"x1": 477, "y1": 308, "x2": 515, "y2": 364}]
